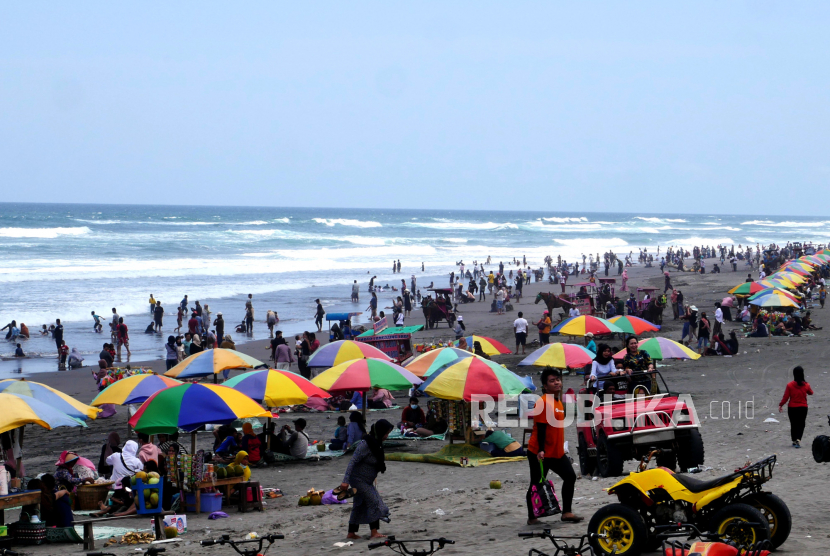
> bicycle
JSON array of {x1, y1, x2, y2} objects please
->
[
  {"x1": 201, "y1": 533, "x2": 284, "y2": 556},
  {"x1": 368, "y1": 536, "x2": 455, "y2": 556},
  {"x1": 87, "y1": 548, "x2": 165, "y2": 556},
  {"x1": 518, "y1": 531, "x2": 599, "y2": 556}
]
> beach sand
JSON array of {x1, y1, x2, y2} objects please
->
[{"x1": 6, "y1": 260, "x2": 828, "y2": 555}]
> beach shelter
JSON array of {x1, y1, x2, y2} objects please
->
[
  {"x1": 306, "y1": 340, "x2": 392, "y2": 368},
  {"x1": 747, "y1": 288, "x2": 800, "y2": 304},
  {"x1": 772, "y1": 272, "x2": 807, "y2": 284},
  {"x1": 0, "y1": 379, "x2": 99, "y2": 420},
  {"x1": 223, "y1": 369, "x2": 330, "y2": 407},
  {"x1": 552, "y1": 315, "x2": 623, "y2": 336},
  {"x1": 517, "y1": 343, "x2": 595, "y2": 369},
  {"x1": 759, "y1": 278, "x2": 797, "y2": 291},
  {"x1": 164, "y1": 348, "x2": 264, "y2": 380},
  {"x1": 453, "y1": 335, "x2": 511, "y2": 356},
  {"x1": 91, "y1": 374, "x2": 182, "y2": 406},
  {"x1": 607, "y1": 316, "x2": 661, "y2": 334},
  {"x1": 418, "y1": 356, "x2": 529, "y2": 401},
  {"x1": 404, "y1": 347, "x2": 475, "y2": 377},
  {"x1": 612, "y1": 337, "x2": 700, "y2": 361},
  {"x1": 728, "y1": 282, "x2": 767, "y2": 296},
  {"x1": 749, "y1": 292, "x2": 800, "y2": 308},
  {"x1": 777, "y1": 264, "x2": 811, "y2": 276},
  {"x1": 311, "y1": 359, "x2": 422, "y2": 415}
]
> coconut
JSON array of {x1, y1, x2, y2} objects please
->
[
  {"x1": 164, "y1": 526, "x2": 178, "y2": 538},
  {"x1": 489, "y1": 480, "x2": 502, "y2": 489},
  {"x1": 298, "y1": 496, "x2": 311, "y2": 506}
]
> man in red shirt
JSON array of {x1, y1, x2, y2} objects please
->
[
  {"x1": 188, "y1": 312, "x2": 199, "y2": 335},
  {"x1": 116, "y1": 317, "x2": 131, "y2": 361},
  {"x1": 526, "y1": 367, "x2": 582, "y2": 525}
]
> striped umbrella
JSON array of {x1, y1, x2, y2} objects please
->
[
  {"x1": 311, "y1": 359, "x2": 422, "y2": 394},
  {"x1": 453, "y1": 335, "x2": 511, "y2": 356},
  {"x1": 607, "y1": 316, "x2": 661, "y2": 334},
  {"x1": 750, "y1": 292, "x2": 800, "y2": 308},
  {"x1": 164, "y1": 348, "x2": 264, "y2": 379},
  {"x1": 748, "y1": 288, "x2": 801, "y2": 304},
  {"x1": 91, "y1": 374, "x2": 182, "y2": 406},
  {"x1": 552, "y1": 315, "x2": 623, "y2": 336},
  {"x1": 759, "y1": 278, "x2": 797, "y2": 291},
  {"x1": 223, "y1": 369, "x2": 330, "y2": 407},
  {"x1": 800, "y1": 255, "x2": 827, "y2": 265},
  {"x1": 728, "y1": 282, "x2": 768, "y2": 296},
  {"x1": 777, "y1": 264, "x2": 811, "y2": 276},
  {"x1": 772, "y1": 272, "x2": 807, "y2": 284},
  {"x1": 518, "y1": 343, "x2": 595, "y2": 369},
  {"x1": 0, "y1": 393, "x2": 87, "y2": 435},
  {"x1": 404, "y1": 347, "x2": 474, "y2": 377},
  {"x1": 128, "y1": 383, "x2": 271, "y2": 434},
  {"x1": 0, "y1": 379, "x2": 99, "y2": 420},
  {"x1": 307, "y1": 340, "x2": 392, "y2": 368},
  {"x1": 418, "y1": 356, "x2": 529, "y2": 401},
  {"x1": 612, "y1": 337, "x2": 700, "y2": 361}
]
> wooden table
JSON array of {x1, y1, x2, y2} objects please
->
[
  {"x1": 191, "y1": 477, "x2": 242, "y2": 515},
  {"x1": 0, "y1": 490, "x2": 40, "y2": 525}
]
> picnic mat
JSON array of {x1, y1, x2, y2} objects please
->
[
  {"x1": 388, "y1": 429, "x2": 448, "y2": 441},
  {"x1": 270, "y1": 447, "x2": 347, "y2": 461},
  {"x1": 385, "y1": 443, "x2": 525, "y2": 467},
  {"x1": 321, "y1": 405, "x2": 401, "y2": 413}
]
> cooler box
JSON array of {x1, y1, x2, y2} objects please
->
[{"x1": 185, "y1": 491, "x2": 223, "y2": 513}]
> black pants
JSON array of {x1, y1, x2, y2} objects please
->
[
  {"x1": 526, "y1": 453, "x2": 575, "y2": 518},
  {"x1": 539, "y1": 332, "x2": 550, "y2": 345},
  {"x1": 788, "y1": 406, "x2": 808, "y2": 442},
  {"x1": 479, "y1": 290, "x2": 485, "y2": 301},
  {"x1": 166, "y1": 359, "x2": 177, "y2": 370},
  {"x1": 349, "y1": 520, "x2": 379, "y2": 533},
  {"x1": 245, "y1": 317, "x2": 253, "y2": 333}
]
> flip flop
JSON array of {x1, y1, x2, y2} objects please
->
[
  {"x1": 561, "y1": 514, "x2": 584, "y2": 523},
  {"x1": 337, "y1": 487, "x2": 357, "y2": 501}
]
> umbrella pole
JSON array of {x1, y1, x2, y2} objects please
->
[
  {"x1": 191, "y1": 432, "x2": 197, "y2": 455},
  {"x1": 213, "y1": 373, "x2": 218, "y2": 384},
  {"x1": 362, "y1": 391, "x2": 367, "y2": 419},
  {"x1": 16, "y1": 427, "x2": 24, "y2": 476},
  {"x1": 266, "y1": 416, "x2": 272, "y2": 451}
]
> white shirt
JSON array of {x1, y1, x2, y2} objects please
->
[
  {"x1": 715, "y1": 307, "x2": 724, "y2": 324},
  {"x1": 496, "y1": 290, "x2": 505, "y2": 301},
  {"x1": 395, "y1": 313, "x2": 405, "y2": 326},
  {"x1": 759, "y1": 271, "x2": 766, "y2": 280},
  {"x1": 569, "y1": 307, "x2": 580, "y2": 318},
  {"x1": 513, "y1": 318, "x2": 528, "y2": 334}
]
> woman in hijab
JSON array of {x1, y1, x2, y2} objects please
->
[
  {"x1": 54, "y1": 451, "x2": 95, "y2": 491},
  {"x1": 232, "y1": 450, "x2": 252, "y2": 481},
  {"x1": 189, "y1": 334, "x2": 203, "y2": 354},
  {"x1": 588, "y1": 343, "x2": 618, "y2": 392},
  {"x1": 344, "y1": 411, "x2": 367, "y2": 450},
  {"x1": 339, "y1": 419, "x2": 394, "y2": 539},
  {"x1": 93, "y1": 440, "x2": 143, "y2": 516},
  {"x1": 165, "y1": 335, "x2": 178, "y2": 370},
  {"x1": 98, "y1": 432, "x2": 121, "y2": 478},
  {"x1": 240, "y1": 422, "x2": 262, "y2": 464},
  {"x1": 68, "y1": 347, "x2": 84, "y2": 368}
]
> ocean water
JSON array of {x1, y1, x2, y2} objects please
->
[{"x1": 1, "y1": 203, "x2": 826, "y2": 375}]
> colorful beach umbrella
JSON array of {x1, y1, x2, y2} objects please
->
[
  {"x1": 759, "y1": 278, "x2": 796, "y2": 291},
  {"x1": 777, "y1": 264, "x2": 811, "y2": 276},
  {"x1": 404, "y1": 347, "x2": 474, "y2": 377},
  {"x1": 518, "y1": 343, "x2": 596, "y2": 369},
  {"x1": 0, "y1": 393, "x2": 87, "y2": 435},
  {"x1": 91, "y1": 374, "x2": 182, "y2": 406},
  {"x1": 749, "y1": 292, "x2": 800, "y2": 308},
  {"x1": 453, "y1": 335, "x2": 511, "y2": 356},
  {"x1": 728, "y1": 282, "x2": 768, "y2": 296},
  {"x1": 128, "y1": 383, "x2": 271, "y2": 434},
  {"x1": 223, "y1": 369, "x2": 330, "y2": 407},
  {"x1": 612, "y1": 337, "x2": 700, "y2": 361},
  {"x1": 311, "y1": 359, "x2": 422, "y2": 394},
  {"x1": 552, "y1": 315, "x2": 623, "y2": 336},
  {"x1": 607, "y1": 316, "x2": 661, "y2": 334},
  {"x1": 164, "y1": 348, "x2": 264, "y2": 379},
  {"x1": 773, "y1": 272, "x2": 807, "y2": 284},
  {"x1": 306, "y1": 340, "x2": 392, "y2": 368},
  {"x1": 418, "y1": 356, "x2": 529, "y2": 401},
  {"x1": 800, "y1": 255, "x2": 826, "y2": 265},
  {"x1": 747, "y1": 288, "x2": 800, "y2": 304},
  {"x1": 0, "y1": 379, "x2": 99, "y2": 420}
]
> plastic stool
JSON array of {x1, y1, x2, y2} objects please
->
[{"x1": 238, "y1": 481, "x2": 263, "y2": 512}]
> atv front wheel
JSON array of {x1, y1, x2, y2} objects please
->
[
  {"x1": 677, "y1": 428, "x2": 704, "y2": 471},
  {"x1": 588, "y1": 503, "x2": 648, "y2": 555},
  {"x1": 743, "y1": 492, "x2": 792, "y2": 549},
  {"x1": 708, "y1": 503, "x2": 771, "y2": 548},
  {"x1": 596, "y1": 433, "x2": 624, "y2": 477},
  {"x1": 577, "y1": 433, "x2": 596, "y2": 476}
]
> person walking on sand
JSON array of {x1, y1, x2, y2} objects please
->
[
  {"x1": 621, "y1": 268, "x2": 628, "y2": 292},
  {"x1": 779, "y1": 366, "x2": 813, "y2": 448},
  {"x1": 664, "y1": 271, "x2": 672, "y2": 293},
  {"x1": 315, "y1": 299, "x2": 325, "y2": 332},
  {"x1": 526, "y1": 368, "x2": 583, "y2": 525}
]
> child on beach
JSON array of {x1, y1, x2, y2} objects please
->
[{"x1": 330, "y1": 416, "x2": 348, "y2": 450}]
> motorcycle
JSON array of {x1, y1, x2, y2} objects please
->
[{"x1": 586, "y1": 449, "x2": 790, "y2": 555}]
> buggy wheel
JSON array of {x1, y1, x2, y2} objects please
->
[
  {"x1": 577, "y1": 433, "x2": 596, "y2": 476},
  {"x1": 677, "y1": 429, "x2": 704, "y2": 471},
  {"x1": 588, "y1": 503, "x2": 647, "y2": 555},
  {"x1": 708, "y1": 503, "x2": 770, "y2": 549},
  {"x1": 743, "y1": 492, "x2": 791, "y2": 549}
]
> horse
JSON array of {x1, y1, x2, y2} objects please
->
[
  {"x1": 422, "y1": 296, "x2": 456, "y2": 329},
  {"x1": 535, "y1": 292, "x2": 574, "y2": 319},
  {"x1": 642, "y1": 297, "x2": 666, "y2": 326}
]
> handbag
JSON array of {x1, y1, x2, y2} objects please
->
[{"x1": 529, "y1": 461, "x2": 561, "y2": 518}]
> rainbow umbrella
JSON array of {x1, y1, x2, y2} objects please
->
[
  {"x1": 453, "y1": 335, "x2": 511, "y2": 356},
  {"x1": 812, "y1": 253, "x2": 830, "y2": 262},
  {"x1": 418, "y1": 356, "x2": 529, "y2": 401},
  {"x1": 0, "y1": 393, "x2": 87, "y2": 435},
  {"x1": 404, "y1": 347, "x2": 475, "y2": 377},
  {"x1": 778, "y1": 264, "x2": 811, "y2": 276},
  {"x1": 759, "y1": 278, "x2": 796, "y2": 290},
  {"x1": 728, "y1": 282, "x2": 768, "y2": 296},
  {"x1": 800, "y1": 255, "x2": 827, "y2": 265},
  {"x1": 0, "y1": 379, "x2": 99, "y2": 420},
  {"x1": 91, "y1": 374, "x2": 182, "y2": 406},
  {"x1": 552, "y1": 315, "x2": 623, "y2": 336},
  {"x1": 748, "y1": 288, "x2": 800, "y2": 304},
  {"x1": 223, "y1": 369, "x2": 330, "y2": 407},
  {"x1": 164, "y1": 348, "x2": 264, "y2": 379},
  {"x1": 518, "y1": 343, "x2": 595, "y2": 369},
  {"x1": 612, "y1": 337, "x2": 700, "y2": 361},
  {"x1": 750, "y1": 292, "x2": 800, "y2": 308},
  {"x1": 607, "y1": 316, "x2": 661, "y2": 334},
  {"x1": 773, "y1": 272, "x2": 807, "y2": 284},
  {"x1": 128, "y1": 383, "x2": 271, "y2": 434},
  {"x1": 311, "y1": 359, "x2": 422, "y2": 394},
  {"x1": 307, "y1": 340, "x2": 392, "y2": 368}
]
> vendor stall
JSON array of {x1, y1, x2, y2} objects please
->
[
  {"x1": 355, "y1": 320, "x2": 423, "y2": 364},
  {"x1": 326, "y1": 312, "x2": 362, "y2": 341}
]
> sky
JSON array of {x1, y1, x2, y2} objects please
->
[{"x1": 2, "y1": 2, "x2": 830, "y2": 215}]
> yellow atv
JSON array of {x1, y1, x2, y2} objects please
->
[{"x1": 587, "y1": 451, "x2": 790, "y2": 555}]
